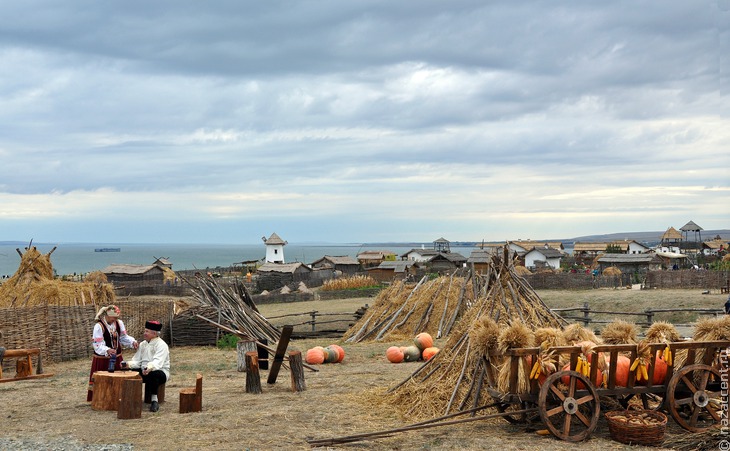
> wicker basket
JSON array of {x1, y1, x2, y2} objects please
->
[{"x1": 606, "y1": 409, "x2": 667, "y2": 447}]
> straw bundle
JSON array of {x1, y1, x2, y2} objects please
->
[
  {"x1": 496, "y1": 323, "x2": 534, "y2": 393},
  {"x1": 0, "y1": 247, "x2": 116, "y2": 308},
  {"x1": 680, "y1": 316, "x2": 730, "y2": 369},
  {"x1": 534, "y1": 327, "x2": 567, "y2": 350},
  {"x1": 383, "y1": 248, "x2": 566, "y2": 420},
  {"x1": 563, "y1": 323, "x2": 601, "y2": 345},
  {"x1": 601, "y1": 320, "x2": 638, "y2": 345}
]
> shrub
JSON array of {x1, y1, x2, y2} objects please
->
[{"x1": 216, "y1": 333, "x2": 239, "y2": 349}]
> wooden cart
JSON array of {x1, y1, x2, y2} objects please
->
[{"x1": 485, "y1": 340, "x2": 729, "y2": 441}]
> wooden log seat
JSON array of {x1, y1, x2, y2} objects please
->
[
  {"x1": 179, "y1": 374, "x2": 203, "y2": 414},
  {"x1": 144, "y1": 381, "x2": 166, "y2": 403},
  {"x1": 117, "y1": 377, "x2": 143, "y2": 420},
  {"x1": 0, "y1": 348, "x2": 54, "y2": 383},
  {"x1": 91, "y1": 371, "x2": 142, "y2": 411}
]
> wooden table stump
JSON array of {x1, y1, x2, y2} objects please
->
[
  {"x1": 91, "y1": 371, "x2": 141, "y2": 411},
  {"x1": 118, "y1": 378, "x2": 143, "y2": 419}
]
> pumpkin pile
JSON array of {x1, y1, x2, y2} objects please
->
[
  {"x1": 385, "y1": 332, "x2": 439, "y2": 363},
  {"x1": 305, "y1": 344, "x2": 345, "y2": 365}
]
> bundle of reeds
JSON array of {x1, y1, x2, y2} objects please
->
[
  {"x1": 382, "y1": 248, "x2": 566, "y2": 420},
  {"x1": 343, "y1": 272, "x2": 473, "y2": 342},
  {"x1": 188, "y1": 275, "x2": 280, "y2": 344},
  {"x1": 496, "y1": 323, "x2": 534, "y2": 393}
]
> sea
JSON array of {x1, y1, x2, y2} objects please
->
[{"x1": 0, "y1": 242, "x2": 482, "y2": 278}]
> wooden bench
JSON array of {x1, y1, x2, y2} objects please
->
[
  {"x1": 179, "y1": 374, "x2": 203, "y2": 413},
  {"x1": 0, "y1": 348, "x2": 54, "y2": 383}
]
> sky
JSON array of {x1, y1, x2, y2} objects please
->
[{"x1": 1, "y1": 1, "x2": 729, "y2": 245}]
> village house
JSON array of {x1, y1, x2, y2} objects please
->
[
  {"x1": 366, "y1": 260, "x2": 417, "y2": 283},
  {"x1": 507, "y1": 240, "x2": 564, "y2": 254},
  {"x1": 255, "y1": 261, "x2": 312, "y2": 292},
  {"x1": 596, "y1": 253, "x2": 663, "y2": 275},
  {"x1": 573, "y1": 240, "x2": 650, "y2": 258},
  {"x1": 310, "y1": 255, "x2": 360, "y2": 275},
  {"x1": 102, "y1": 263, "x2": 166, "y2": 284},
  {"x1": 702, "y1": 239, "x2": 728, "y2": 256},
  {"x1": 356, "y1": 250, "x2": 396, "y2": 268},
  {"x1": 524, "y1": 246, "x2": 564, "y2": 270}
]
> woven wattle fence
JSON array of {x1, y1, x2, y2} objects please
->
[{"x1": 0, "y1": 299, "x2": 174, "y2": 365}]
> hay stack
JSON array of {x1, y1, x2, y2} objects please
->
[
  {"x1": 683, "y1": 316, "x2": 730, "y2": 368},
  {"x1": 384, "y1": 249, "x2": 566, "y2": 419},
  {"x1": 0, "y1": 246, "x2": 115, "y2": 308},
  {"x1": 343, "y1": 273, "x2": 473, "y2": 342},
  {"x1": 563, "y1": 323, "x2": 601, "y2": 345},
  {"x1": 603, "y1": 266, "x2": 622, "y2": 276}
]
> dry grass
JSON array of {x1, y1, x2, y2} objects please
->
[
  {"x1": 320, "y1": 275, "x2": 379, "y2": 291},
  {"x1": 0, "y1": 289, "x2": 717, "y2": 450}
]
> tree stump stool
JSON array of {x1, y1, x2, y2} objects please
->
[
  {"x1": 144, "y1": 381, "x2": 165, "y2": 403},
  {"x1": 91, "y1": 371, "x2": 141, "y2": 411},
  {"x1": 179, "y1": 374, "x2": 203, "y2": 414}
]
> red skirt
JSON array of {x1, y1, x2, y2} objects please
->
[{"x1": 86, "y1": 353, "x2": 125, "y2": 402}]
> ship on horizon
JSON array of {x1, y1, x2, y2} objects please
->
[{"x1": 94, "y1": 248, "x2": 121, "y2": 252}]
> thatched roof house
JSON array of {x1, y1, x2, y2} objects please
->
[
  {"x1": 596, "y1": 253, "x2": 663, "y2": 274},
  {"x1": 356, "y1": 250, "x2": 396, "y2": 268},
  {"x1": 102, "y1": 264, "x2": 165, "y2": 284},
  {"x1": 256, "y1": 262, "x2": 311, "y2": 291},
  {"x1": 310, "y1": 255, "x2": 360, "y2": 275},
  {"x1": 365, "y1": 260, "x2": 417, "y2": 283}
]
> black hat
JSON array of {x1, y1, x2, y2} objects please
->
[{"x1": 145, "y1": 320, "x2": 162, "y2": 332}]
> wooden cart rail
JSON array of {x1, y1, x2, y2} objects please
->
[{"x1": 487, "y1": 340, "x2": 730, "y2": 401}]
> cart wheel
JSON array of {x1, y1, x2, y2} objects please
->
[
  {"x1": 538, "y1": 370, "x2": 600, "y2": 442},
  {"x1": 496, "y1": 401, "x2": 540, "y2": 425},
  {"x1": 666, "y1": 364, "x2": 723, "y2": 432}
]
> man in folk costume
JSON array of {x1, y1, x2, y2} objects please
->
[
  {"x1": 122, "y1": 320, "x2": 170, "y2": 412},
  {"x1": 87, "y1": 305, "x2": 138, "y2": 402}
]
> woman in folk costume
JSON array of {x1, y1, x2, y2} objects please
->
[{"x1": 86, "y1": 305, "x2": 138, "y2": 401}]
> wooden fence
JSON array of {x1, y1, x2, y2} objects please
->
[
  {"x1": 553, "y1": 302, "x2": 725, "y2": 331},
  {"x1": 266, "y1": 310, "x2": 363, "y2": 338}
]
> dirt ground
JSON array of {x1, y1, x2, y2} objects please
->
[{"x1": 0, "y1": 289, "x2": 725, "y2": 450}]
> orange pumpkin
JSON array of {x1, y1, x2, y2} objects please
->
[
  {"x1": 612, "y1": 355, "x2": 632, "y2": 387},
  {"x1": 386, "y1": 346, "x2": 404, "y2": 363},
  {"x1": 637, "y1": 352, "x2": 668, "y2": 386},
  {"x1": 561, "y1": 363, "x2": 603, "y2": 389},
  {"x1": 414, "y1": 332, "x2": 434, "y2": 351},
  {"x1": 328, "y1": 344, "x2": 345, "y2": 363},
  {"x1": 422, "y1": 347, "x2": 439, "y2": 361},
  {"x1": 305, "y1": 347, "x2": 325, "y2": 365}
]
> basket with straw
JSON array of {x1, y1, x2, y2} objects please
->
[{"x1": 606, "y1": 409, "x2": 667, "y2": 446}]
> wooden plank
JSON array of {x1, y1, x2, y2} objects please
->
[
  {"x1": 267, "y1": 325, "x2": 293, "y2": 385},
  {"x1": 0, "y1": 373, "x2": 54, "y2": 384}
]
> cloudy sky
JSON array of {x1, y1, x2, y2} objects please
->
[{"x1": 1, "y1": 1, "x2": 728, "y2": 245}]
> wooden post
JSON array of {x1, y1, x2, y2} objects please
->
[
  {"x1": 267, "y1": 325, "x2": 293, "y2": 384},
  {"x1": 582, "y1": 302, "x2": 590, "y2": 327},
  {"x1": 289, "y1": 351, "x2": 306, "y2": 392},
  {"x1": 311, "y1": 311, "x2": 317, "y2": 332},
  {"x1": 645, "y1": 308, "x2": 654, "y2": 326},
  {"x1": 117, "y1": 378, "x2": 143, "y2": 419},
  {"x1": 245, "y1": 352, "x2": 262, "y2": 394},
  {"x1": 236, "y1": 340, "x2": 257, "y2": 372}
]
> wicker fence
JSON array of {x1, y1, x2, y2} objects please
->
[{"x1": 0, "y1": 299, "x2": 174, "y2": 366}]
